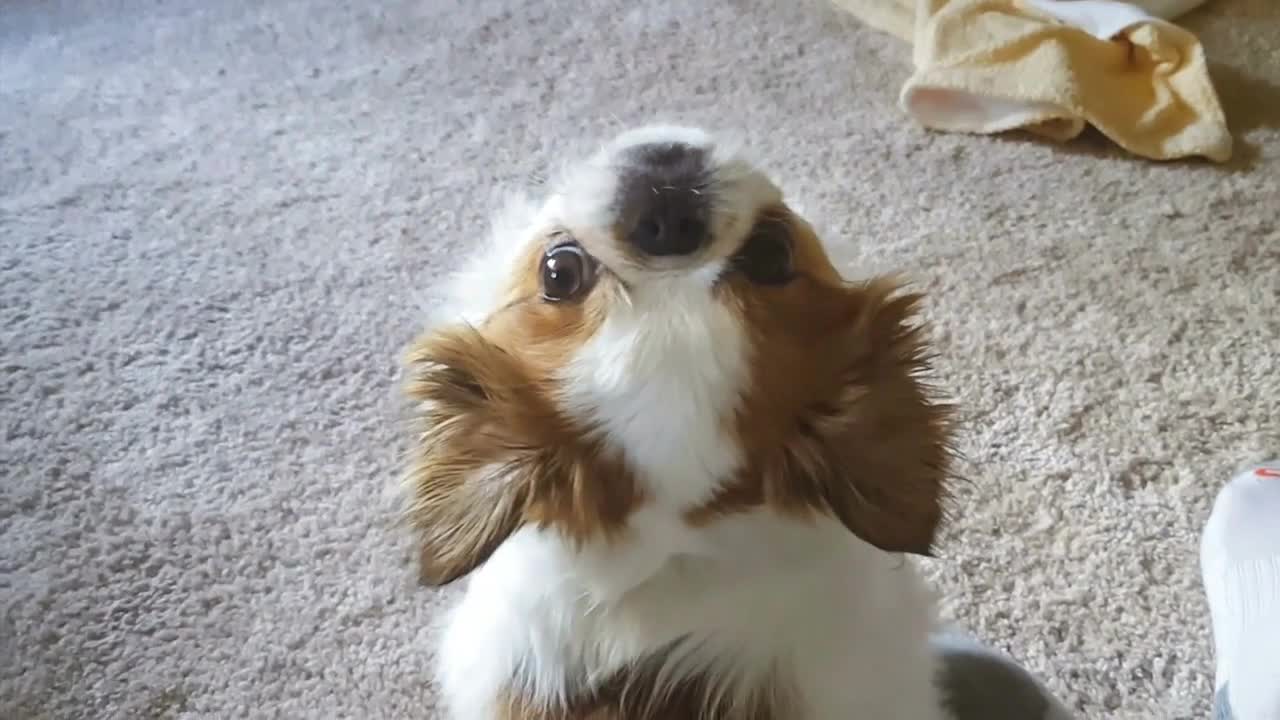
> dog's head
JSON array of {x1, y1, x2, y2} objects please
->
[{"x1": 403, "y1": 126, "x2": 955, "y2": 585}]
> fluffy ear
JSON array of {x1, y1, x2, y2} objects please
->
[
  {"x1": 402, "y1": 326, "x2": 547, "y2": 586},
  {"x1": 804, "y1": 282, "x2": 955, "y2": 555},
  {"x1": 401, "y1": 324, "x2": 644, "y2": 584},
  {"x1": 711, "y1": 275, "x2": 956, "y2": 556}
]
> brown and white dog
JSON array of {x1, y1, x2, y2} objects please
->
[{"x1": 401, "y1": 126, "x2": 957, "y2": 719}]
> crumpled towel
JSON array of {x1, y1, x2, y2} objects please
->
[{"x1": 832, "y1": 0, "x2": 1232, "y2": 162}]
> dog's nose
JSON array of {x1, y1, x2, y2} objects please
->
[{"x1": 616, "y1": 142, "x2": 710, "y2": 257}]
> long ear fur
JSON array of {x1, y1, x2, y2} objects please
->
[
  {"x1": 403, "y1": 325, "x2": 643, "y2": 585},
  {"x1": 403, "y1": 326, "x2": 546, "y2": 585},
  {"x1": 802, "y1": 282, "x2": 955, "y2": 555},
  {"x1": 699, "y1": 276, "x2": 956, "y2": 556}
]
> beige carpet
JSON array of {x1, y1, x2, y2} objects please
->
[{"x1": 2, "y1": 0, "x2": 1278, "y2": 717}]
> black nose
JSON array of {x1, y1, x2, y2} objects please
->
[{"x1": 615, "y1": 142, "x2": 711, "y2": 257}]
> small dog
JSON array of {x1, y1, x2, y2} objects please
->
[{"x1": 402, "y1": 126, "x2": 958, "y2": 719}]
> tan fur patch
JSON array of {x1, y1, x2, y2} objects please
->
[
  {"x1": 689, "y1": 207, "x2": 956, "y2": 555},
  {"x1": 403, "y1": 243, "x2": 644, "y2": 585}
]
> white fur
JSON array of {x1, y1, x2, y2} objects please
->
[
  {"x1": 428, "y1": 127, "x2": 950, "y2": 719},
  {"x1": 559, "y1": 266, "x2": 747, "y2": 511},
  {"x1": 439, "y1": 515, "x2": 947, "y2": 719}
]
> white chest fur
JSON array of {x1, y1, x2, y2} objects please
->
[{"x1": 433, "y1": 513, "x2": 950, "y2": 720}]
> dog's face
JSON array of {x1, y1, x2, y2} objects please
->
[{"x1": 404, "y1": 126, "x2": 954, "y2": 585}]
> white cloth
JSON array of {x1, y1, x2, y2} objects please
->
[{"x1": 1022, "y1": 0, "x2": 1207, "y2": 39}]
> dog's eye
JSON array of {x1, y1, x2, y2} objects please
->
[
  {"x1": 732, "y1": 218, "x2": 793, "y2": 285},
  {"x1": 540, "y1": 242, "x2": 593, "y2": 302}
]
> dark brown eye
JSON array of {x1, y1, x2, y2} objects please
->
[
  {"x1": 732, "y1": 217, "x2": 793, "y2": 285},
  {"x1": 540, "y1": 243, "x2": 593, "y2": 302}
]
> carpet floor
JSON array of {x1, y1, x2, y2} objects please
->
[{"x1": 2, "y1": 0, "x2": 1278, "y2": 718}]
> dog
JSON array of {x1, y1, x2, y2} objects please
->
[{"x1": 401, "y1": 125, "x2": 959, "y2": 719}]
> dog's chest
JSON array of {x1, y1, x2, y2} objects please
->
[
  {"x1": 442, "y1": 524, "x2": 948, "y2": 720},
  {"x1": 497, "y1": 662, "x2": 790, "y2": 720}
]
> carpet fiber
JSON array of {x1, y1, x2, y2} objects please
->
[{"x1": 3, "y1": 0, "x2": 1278, "y2": 717}]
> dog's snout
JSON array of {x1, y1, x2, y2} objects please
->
[
  {"x1": 626, "y1": 200, "x2": 708, "y2": 258},
  {"x1": 616, "y1": 142, "x2": 710, "y2": 257}
]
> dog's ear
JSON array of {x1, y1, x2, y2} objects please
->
[
  {"x1": 402, "y1": 326, "x2": 546, "y2": 586},
  {"x1": 802, "y1": 282, "x2": 955, "y2": 555},
  {"x1": 410, "y1": 461, "x2": 529, "y2": 586},
  {"x1": 403, "y1": 322, "x2": 647, "y2": 584},
  {"x1": 719, "y1": 275, "x2": 956, "y2": 556}
]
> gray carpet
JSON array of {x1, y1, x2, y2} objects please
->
[{"x1": 2, "y1": 0, "x2": 1278, "y2": 718}]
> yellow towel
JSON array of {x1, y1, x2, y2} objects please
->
[{"x1": 832, "y1": 0, "x2": 1232, "y2": 162}]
